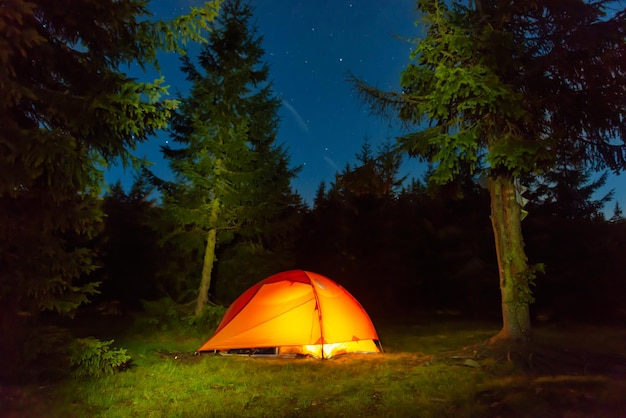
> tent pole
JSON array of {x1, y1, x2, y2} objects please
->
[{"x1": 310, "y1": 275, "x2": 325, "y2": 360}]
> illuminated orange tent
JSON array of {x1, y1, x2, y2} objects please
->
[{"x1": 197, "y1": 270, "x2": 382, "y2": 358}]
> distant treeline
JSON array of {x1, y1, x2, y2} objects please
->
[{"x1": 95, "y1": 159, "x2": 626, "y2": 325}]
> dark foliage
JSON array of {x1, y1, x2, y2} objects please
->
[
  {"x1": 295, "y1": 148, "x2": 624, "y2": 323},
  {"x1": 0, "y1": 0, "x2": 219, "y2": 382},
  {"x1": 91, "y1": 180, "x2": 163, "y2": 308},
  {"x1": 296, "y1": 151, "x2": 500, "y2": 319}
]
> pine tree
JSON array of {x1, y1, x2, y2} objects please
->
[
  {"x1": 352, "y1": 0, "x2": 626, "y2": 342},
  {"x1": 0, "y1": 0, "x2": 220, "y2": 377},
  {"x1": 153, "y1": 0, "x2": 298, "y2": 316},
  {"x1": 333, "y1": 138, "x2": 406, "y2": 199},
  {"x1": 377, "y1": 138, "x2": 408, "y2": 197},
  {"x1": 527, "y1": 167, "x2": 613, "y2": 221},
  {"x1": 96, "y1": 179, "x2": 161, "y2": 307},
  {"x1": 611, "y1": 202, "x2": 624, "y2": 223},
  {"x1": 313, "y1": 182, "x2": 328, "y2": 209}
]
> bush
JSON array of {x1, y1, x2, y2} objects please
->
[
  {"x1": 1, "y1": 326, "x2": 131, "y2": 382},
  {"x1": 69, "y1": 337, "x2": 131, "y2": 379}
]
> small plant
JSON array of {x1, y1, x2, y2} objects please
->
[{"x1": 69, "y1": 337, "x2": 131, "y2": 378}]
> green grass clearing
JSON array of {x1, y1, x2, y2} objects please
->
[{"x1": 2, "y1": 319, "x2": 626, "y2": 417}]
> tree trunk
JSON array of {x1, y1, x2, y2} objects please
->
[
  {"x1": 488, "y1": 174, "x2": 532, "y2": 343},
  {"x1": 195, "y1": 197, "x2": 220, "y2": 317}
]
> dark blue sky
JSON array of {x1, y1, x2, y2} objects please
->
[
  {"x1": 106, "y1": 0, "x2": 423, "y2": 204},
  {"x1": 106, "y1": 0, "x2": 624, "y2": 213}
]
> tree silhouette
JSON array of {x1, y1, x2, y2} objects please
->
[
  {"x1": 333, "y1": 138, "x2": 406, "y2": 199},
  {"x1": 610, "y1": 202, "x2": 624, "y2": 223},
  {"x1": 526, "y1": 167, "x2": 613, "y2": 221},
  {"x1": 94, "y1": 180, "x2": 162, "y2": 308}
]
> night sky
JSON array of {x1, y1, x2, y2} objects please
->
[
  {"x1": 106, "y1": 0, "x2": 422, "y2": 204},
  {"x1": 105, "y1": 0, "x2": 624, "y2": 212}
]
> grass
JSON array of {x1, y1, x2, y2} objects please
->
[{"x1": 3, "y1": 317, "x2": 626, "y2": 417}]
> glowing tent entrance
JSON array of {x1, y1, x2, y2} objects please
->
[{"x1": 197, "y1": 270, "x2": 382, "y2": 358}]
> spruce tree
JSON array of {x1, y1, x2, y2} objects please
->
[
  {"x1": 527, "y1": 167, "x2": 613, "y2": 221},
  {"x1": 333, "y1": 138, "x2": 406, "y2": 199},
  {"x1": 154, "y1": 0, "x2": 298, "y2": 316},
  {"x1": 0, "y1": 0, "x2": 220, "y2": 377},
  {"x1": 352, "y1": 0, "x2": 626, "y2": 342},
  {"x1": 611, "y1": 202, "x2": 624, "y2": 223}
]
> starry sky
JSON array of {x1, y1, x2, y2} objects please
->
[
  {"x1": 106, "y1": 0, "x2": 423, "y2": 204},
  {"x1": 106, "y1": 0, "x2": 624, "y2": 213}
]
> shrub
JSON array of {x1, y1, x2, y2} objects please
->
[{"x1": 68, "y1": 337, "x2": 131, "y2": 379}]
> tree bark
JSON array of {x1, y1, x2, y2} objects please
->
[
  {"x1": 195, "y1": 197, "x2": 220, "y2": 317},
  {"x1": 488, "y1": 174, "x2": 532, "y2": 343}
]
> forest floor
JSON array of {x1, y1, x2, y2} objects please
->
[{"x1": 2, "y1": 317, "x2": 626, "y2": 417}]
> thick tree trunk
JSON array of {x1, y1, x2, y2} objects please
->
[
  {"x1": 195, "y1": 198, "x2": 220, "y2": 317},
  {"x1": 488, "y1": 174, "x2": 532, "y2": 343}
]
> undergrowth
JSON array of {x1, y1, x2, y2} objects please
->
[{"x1": 68, "y1": 338, "x2": 131, "y2": 379}]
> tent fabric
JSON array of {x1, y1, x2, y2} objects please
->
[{"x1": 197, "y1": 270, "x2": 382, "y2": 358}]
